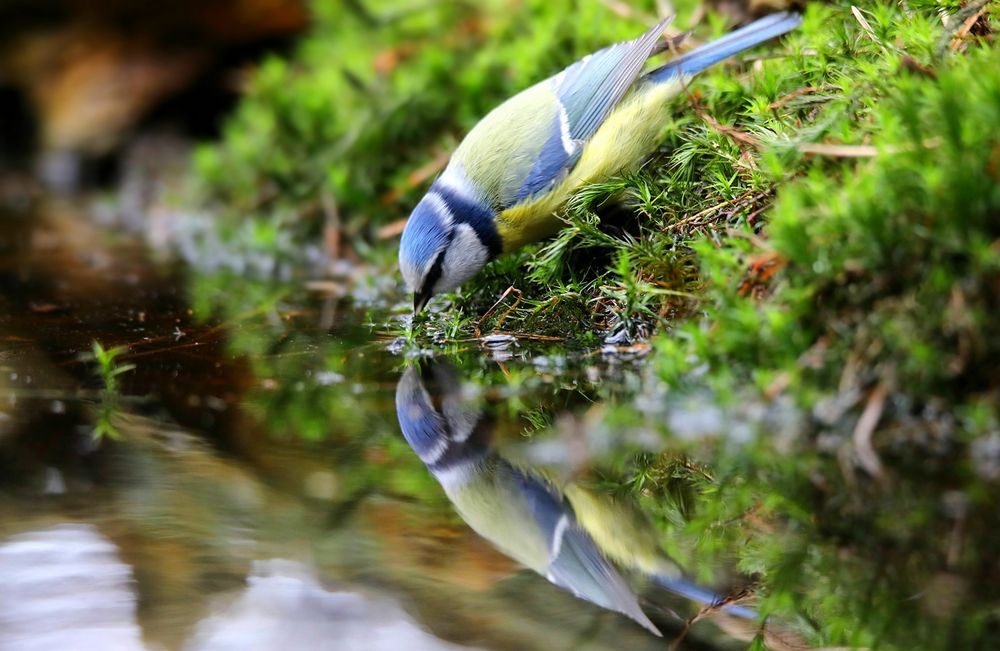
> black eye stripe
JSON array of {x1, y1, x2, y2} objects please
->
[{"x1": 421, "y1": 249, "x2": 446, "y2": 296}]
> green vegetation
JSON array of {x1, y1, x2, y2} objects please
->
[
  {"x1": 188, "y1": 0, "x2": 998, "y2": 353},
  {"x1": 634, "y1": 35, "x2": 1000, "y2": 647},
  {"x1": 182, "y1": 0, "x2": 1000, "y2": 648},
  {"x1": 87, "y1": 341, "x2": 136, "y2": 439}
]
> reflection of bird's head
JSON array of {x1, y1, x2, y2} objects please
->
[
  {"x1": 395, "y1": 363, "x2": 488, "y2": 477},
  {"x1": 394, "y1": 361, "x2": 661, "y2": 636}
]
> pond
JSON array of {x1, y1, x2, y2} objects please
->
[{"x1": 1, "y1": 202, "x2": 997, "y2": 650}]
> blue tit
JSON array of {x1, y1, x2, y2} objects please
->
[
  {"x1": 395, "y1": 362, "x2": 758, "y2": 634},
  {"x1": 399, "y1": 12, "x2": 803, "y2": 312}
]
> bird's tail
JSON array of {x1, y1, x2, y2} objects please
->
[
  {"x1": 652, "y1": 574, "x2": 758, "y2": 620},
  {"x1": 645, "y1": 12, "x2": 801, "y2": 82}
]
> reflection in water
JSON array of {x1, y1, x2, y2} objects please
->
[
  {"x1": 2, "y1": 203, "x2": 996, "y2": 649},
  {"x1": 0, "y1": 525, "x2": 483, "y2": 651},
  {"x1": 0, "y1": 207, "x2": 691, "y2": 650},
  {"x1": 187, "y1": 560, "x2": 481, "y2": 651},
  {"x1": 395, "y1": 362, "x2": 754, "y2": 638},
  {"x1": 0, "y1": 525, "x2": 145, "y2": 651}
]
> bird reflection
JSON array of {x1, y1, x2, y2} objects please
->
[{"x1": 394, "y1": 361, "x2": 754, "y2": 637}]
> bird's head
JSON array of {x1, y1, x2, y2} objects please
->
[{"x1": 399, "y1": 180, "x2": 500, "y2": 314}]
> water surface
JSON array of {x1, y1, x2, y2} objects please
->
[
  {"x1": 2, "y1": 202, "x2": 998, "y2": 650},
  {"x1": 0, "y1": 204, "x2": 756, "y2": 650}
]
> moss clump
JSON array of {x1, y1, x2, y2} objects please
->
[
  {"x1": 632, "y1": 22, "x2": 1000, "y2": 650},
  {"x1": 414, "y1": 0, "x2": 990, "y2": 343},
  {"x1": 187, "y1": 1, "x2": 998, "y2": 358},
  {"x1": 655, "y1": 33, "x2": 1000, "y2": 423}
]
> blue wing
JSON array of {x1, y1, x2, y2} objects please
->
[
  {"x1": 645, "y1": 12, "x2": 801, "y2": 81},
  {"x1": 554, "y1": 18, "x2": 672, "y2": 142},
  {"x1": 548, "y1": 523, "x2": 662, "y2": 635},
  {"x1": 452, "y1": 13, "x2": 800, "y2": 212},
  {"x1": 510, "y1": 468, "x2": 662, "y2": 635},
  {"x1": 507, "y1": 17, "x2": 673, "y2": 206}
]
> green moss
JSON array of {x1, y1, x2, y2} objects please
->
[
  {"x1": 183, "y1": 4, "x2": 1000, "y2": 646},
  {"x1": 657, "y1": 35, "x2": 1000, "y2": 405},
  {"x1": 189, "y1": 1, "x2": 998, "y2": 349}
]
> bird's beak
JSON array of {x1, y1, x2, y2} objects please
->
[{"x1": 413, "y1": 289, "x2": 431, "y2": 315}]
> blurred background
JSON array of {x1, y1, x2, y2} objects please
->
[{"x1": 0, "y1": 0, "x2": 308, "y2": 187}]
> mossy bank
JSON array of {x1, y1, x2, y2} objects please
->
[{"x1": 183, "y1": 1, "x2": 1000, "y2": 648}]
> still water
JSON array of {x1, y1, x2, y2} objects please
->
[
  {"x1": 1, "y1": 205, "x2": 997, "y2": 650},
  {"x1": 0, "y1": 205, "x2": 753, "y2": 650}
]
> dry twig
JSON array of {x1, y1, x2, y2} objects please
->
[
  {"x1": 950, "y1": 3, "x2": 990, "y2": 51},
  {"x1": 938, "y1": 0, "x2": 993, "y2": 55},
  {"x1": 376, "y1": 218, "x2": 408, "y2": 239},
  {"x1": 853, "y1": 383, "x2": 887, "y2": 479},
  {"x1": 851, "y1": 6, "x2": 887, "y2": 52},
  {"x1": 474, "y1": 286, "x2": 522, "y2": 337},
  {"x1": 768, "y1": 84, "x2": 841, "y2": 111},
  {"x1": 798, "y1": 142, "x2": 879, "y2": 157}
]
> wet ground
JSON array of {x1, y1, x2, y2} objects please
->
[{"x1": 2, "y1": 201, "x2": 999, "y2": 651}]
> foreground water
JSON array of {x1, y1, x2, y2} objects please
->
[
  {"x1": 0, "y1": 204, "x2": 746, "y2": 650},
  {"x1": 2, "y1": 203, "x2": 998, "y2": 650}
]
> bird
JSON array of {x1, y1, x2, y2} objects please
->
[
  {"x1": 398, "y1": 12, "x2": 802, "y2": 313},
  {"x1": 394, "y1": 361, "x2": 757, "y2": 636}
]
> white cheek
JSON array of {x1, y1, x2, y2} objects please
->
[
  {"x1": 436, "y1": 224, "x2": 488, "y2": 293},
  {"x1": 399, "y1": 255, "x2": 421, "y2": 292}
]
